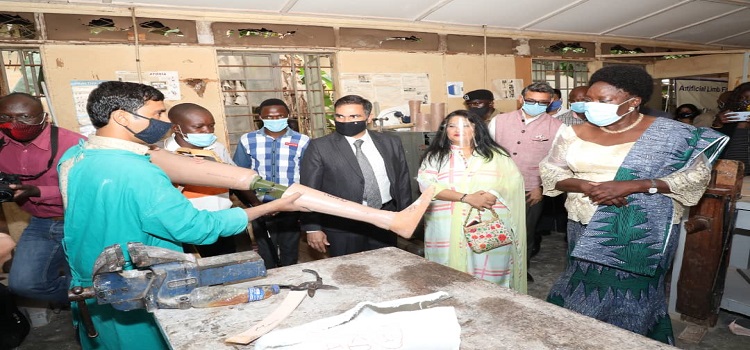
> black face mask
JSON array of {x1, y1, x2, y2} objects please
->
[
  {"x1": 469, "y1": 106, "x2": 490, "y2": 118},
  {"x1": 335, "y1": 120, "x2": 367, "y2": 137},
  {"x1": 123, "y1": 112, "x2": 172, "y2": 144}
]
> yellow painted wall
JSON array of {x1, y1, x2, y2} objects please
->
[
  {"x1": 653, "y1": 53, "x2": 750, "y2": 89},
  {"x1": 335, "y1": 51, "x2": 519, "y2": 116},
  {"x1": 728, "y1": 54, "x2": 750, "y2": 88},
  {"x1": 652, "y1": 54, "x2": 732, "y2": 79},
  {"x1": 40, "y1": 44, "x2": 229, "y2": 143},
  {"x1": 38, "y1": 46, "x2": 523, "y2": 142},
  {"x1": 444, "y1": 54, "x2": 519, "y2": 113}
]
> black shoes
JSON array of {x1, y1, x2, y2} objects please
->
[{"x1": 530, "y1": 234, "x2": 542, "y2": 258}]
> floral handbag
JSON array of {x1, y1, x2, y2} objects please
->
[{"x1": 462, "y1": 206, "x2": 513, "y2": 254}]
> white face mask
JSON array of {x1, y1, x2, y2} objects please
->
[{"x1": 584, "y1": 98, "x2": 635, "y2": 127}]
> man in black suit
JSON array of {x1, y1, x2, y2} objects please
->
[{"x1": 300, "y1": 95, "x2": 412, "y2": 257}]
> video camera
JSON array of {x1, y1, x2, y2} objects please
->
[{"x1": 0, "y1": 172, "x2": 21, "y2": 203}]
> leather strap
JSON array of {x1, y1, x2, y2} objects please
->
[{"x1": 225, "y1": 290, "x2": 307, "y2": 345}]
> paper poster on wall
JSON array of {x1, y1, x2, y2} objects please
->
[
  {"x1": 115, "y1": 70, "x2": 181, "y2": 100},
  {"x1": 675, "y1": 79, "x2": 728, "y2": 116},
  {"x1": 339, "y1": 73, "x2": 430, "y2": 109},
  {"x1": 446, "y1": 82, "x2": 464, "y2": 98},
  {"x1": 70, "y1": 80, "x2": 105, "y2": 136},
  {"x1": 491, "y1": 78, "x2": 523, "y2": 100}
]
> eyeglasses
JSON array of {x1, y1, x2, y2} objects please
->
[
  {"x1": 0, "y1": 112, "x2": 48, "y2": 125},
  {"x1": 523, "y1": 99, "x2": 550, "y2": 106}
]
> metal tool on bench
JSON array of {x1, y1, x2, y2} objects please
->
[
  {"x1": 257, "y1": 269, "x2": 339, "y2": 297},
  {"x1": 68, "y1": 242, "x2": 268, "y2": 337},
  {"x1": 189, "y1": 269, "x2": 337, "y2": 308},
  {"x1": 225, "y1": 269, "x2": 339, "y2": 345}
]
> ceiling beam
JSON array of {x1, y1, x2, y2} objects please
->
[
  {"x1": 414, "y1": 0, "x2": 454, "y2": 21},
  {"x1": 651, "y1": 7, "x2": 747, "y2": 39},
  {"x1": 1, "y1": 1, "x2": 738, "y2": 50},
  {"x1": 599, "y1": 0, "x2": 694, "y2": 35},
  {"x1": 597, "y1": 49, "x2": 749, "y2": 58},
  {"x1": 709, "y1": 0, "x2": 750, "y2": 6},
  {"x1": 279, "y1": 0, "x2": 299, "y2": 14},
  {"x1": 519, "y1": 0, "x2": 589, "y2": 30},
  {"x1": 708, "y1": 27, "x2": 750, "y2": 44}
]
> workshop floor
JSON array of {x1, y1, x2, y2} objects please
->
[{"x1": 14, "y1": 231, "x2": 750, "y2": 349}]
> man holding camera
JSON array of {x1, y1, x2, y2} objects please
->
[{"x1": 0, "y1": 92, "x2": 85, "y2": 306}]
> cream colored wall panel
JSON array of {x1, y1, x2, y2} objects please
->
[
  {"x1": 652, "y1": 54, "x2": 732, "y2": 79},
  {"x1": 334, "y1": 51, "x2": 446, "y2": 116},
  {"x1": 443, "y1": 54, "x2": 517, "y2": 113},
  {"x1": 334, "y1": 51, "x2": 517, "y2": 118},
  {"x1": 728, "y1": 54, "x2": 750, "y2": 88},
  {"x1": 40, "y1": 44, "x2": 228, "y2": 144}
]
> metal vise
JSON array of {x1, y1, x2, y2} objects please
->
[{"x1": 69, "y1": 242, "x2": 267, "y2": 313}]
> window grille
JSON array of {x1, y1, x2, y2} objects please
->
[
  {"x1": 531, "y1": 60, "x2": 588, "y2": 106},
  {"x1": 217, "y1": 51, "x2": 334, "y2": 152},
  {"x1": 0, "y1": 48, "x2": 43, "y2": 97}
]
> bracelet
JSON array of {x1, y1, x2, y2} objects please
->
[{"x1": 459, "y1": 194, "x2": 467, "y2": 202}]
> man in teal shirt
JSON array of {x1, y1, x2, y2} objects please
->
[{"x1": 58, "y1": 81, "x2": 301, "y2": 350}]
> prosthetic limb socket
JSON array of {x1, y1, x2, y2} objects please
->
[{"x1": 147, "y1": 148, "x2": 433, "y2": 238}]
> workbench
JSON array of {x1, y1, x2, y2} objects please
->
[{"x1": 154, "y1": 247, "x2": 670, "y2": 349}]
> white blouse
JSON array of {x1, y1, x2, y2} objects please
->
[{"x1": 540, "y1": 125, "x2": 711, "y2": 224}]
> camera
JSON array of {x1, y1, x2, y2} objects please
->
[{"x1": 0, "y1": 172, "x2": 21, "y2": 203}]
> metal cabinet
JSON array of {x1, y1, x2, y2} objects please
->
[{"x1": 387, "y1": 131, "x2": 436, "y2": 201}]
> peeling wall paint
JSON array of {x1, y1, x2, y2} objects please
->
[{"x1": 183, "y1": 78, "x2": 208, "y2": 97}]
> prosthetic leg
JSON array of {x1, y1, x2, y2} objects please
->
[{"x1": 147, "y1": 148, "x2": 433, "y2": 238}]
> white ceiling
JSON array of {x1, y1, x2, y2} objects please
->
[{"x1": 18, "y1": 0, "x2": 750, "y2": 48}]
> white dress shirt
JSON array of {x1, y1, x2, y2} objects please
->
[{"x1": 344, "y1": 131, "x2": 393, "y2": 205}]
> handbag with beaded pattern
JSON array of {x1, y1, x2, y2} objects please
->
[{"x1": 462, "y1": 207, "x2": 513, "y2": 254}]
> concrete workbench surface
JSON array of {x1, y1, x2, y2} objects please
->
[{"x1": 154, "y1": 247, "x2": 671, "y2": 349}]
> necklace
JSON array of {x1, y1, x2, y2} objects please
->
[{"x1": 600, "y1": 113, "x2": 644, "y2": 134}]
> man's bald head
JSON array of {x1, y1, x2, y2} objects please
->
[
  {"x1": 168, "y1": 103, "x2": 211, "y2": 123},
  {"x1": 167, "y1": 103, "x2": 216, "y2": 148},
  {"x1": 0, "y1": 92, "x2": 43, "y2": 110},
  {"x1": 568, "y1": 86, "x2": 589, "y2": 102}
]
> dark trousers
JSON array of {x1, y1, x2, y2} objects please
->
[
  {"x1": 525, "y1": 195, "x2": 545, "y2": 265},
  {"x1": 537, "y1": 195, "x2": 568, "y2": 234},
  {"x1": 190, "y1": 236, "x2": 237, "y2": 257},
  {"x1": 325, "y1": 200, "x2": 397, "y2": 257},
  {"x1": 253, "y1": 212, "x2": 301, "y2": 269},
  {"x1": 325, "y1": 226, "x2": 396, "y2": 257}
]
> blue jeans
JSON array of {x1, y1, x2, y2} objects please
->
[{"x1": 8, "y1": 217, "x2": 71, "y2": 304}]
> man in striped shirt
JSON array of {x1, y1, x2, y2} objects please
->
[{"x1": 233, "y1": 99, "x2": 310, "y2": 268}]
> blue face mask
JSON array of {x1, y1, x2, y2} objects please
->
[
  {"x1": 570, "y1": 101, "x2": 587, "y2": 114},
  {"x1": 546, "y1": 100, "x2": 563, "y2": 113},
  {"x1": 177, "y1": 125, "x2": 217, "y2": 148},
  {"x1": 184, "y1": 133, "x2": 217, "y2": 148},
  {"x1": 584, "y1": 98, "x2": 635, "y2": 127},
  {"x1": 262, "y1": 118, "x2": 288, "y2": 133},
  {"x1": 124, "y1": 112, "x2": 172, "y2": 144},
  {"x1": 522, "y1": 102, "x2": 548, "y2": 117}
]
